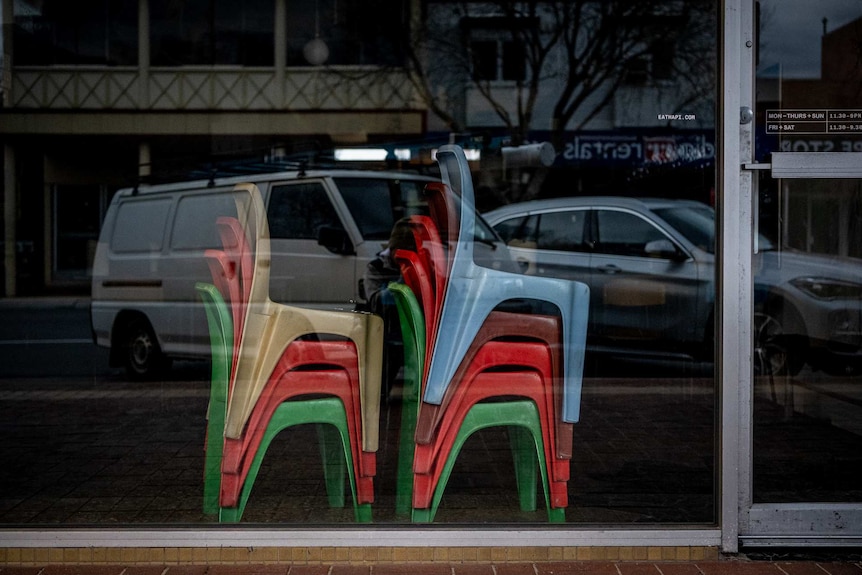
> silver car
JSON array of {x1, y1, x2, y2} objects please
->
[{"x1": 484, "y1": 196, "x2": 862, "y2": 375}]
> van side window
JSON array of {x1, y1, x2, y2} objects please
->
[
  {"x1": 112, "y1": 198, "x2": 172, "y2": 253},
  {"x1": 268, "y1": 183, "x2": 343, "y2": 239},
  {"x1": 170, "y1": 192, "x2": 241, "y2": 250}
]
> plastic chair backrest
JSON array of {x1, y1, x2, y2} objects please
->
[
  {"x1": 407, "y1": 216, "x2": 448, "y2": 322},
  {"x1": 424, "y1": 145, "x2": 590, "y2": 423},
  {"x1": 223, "y1": 184, "x2": 383, "y2": 453}
]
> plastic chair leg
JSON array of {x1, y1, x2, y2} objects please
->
[
  {"x1": 509, "y1": 425, "x2": 539, "y2": 513},
  {"x1": 219, "y1": 397, "x2": 371, "y2": 523},
  {"x1": 318, "y1": 423, "x2": 346, "y2": 509},
  {"x1": 412, "y1": 400, "x2": 559, "y2": 523},
  {"x1": 389, "y1": 281, "x2": 425, "y2": 518},
  {"x1": 395, "y1": 396, "x2": 419, "y2": 517}
]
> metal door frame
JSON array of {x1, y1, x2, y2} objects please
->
[{"x1": 730, "y1": 0, "x2": 862, "y2": 548}]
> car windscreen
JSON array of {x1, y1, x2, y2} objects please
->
[{"x1": 653, "y1": 205, "x2": 716, "y2": 254}]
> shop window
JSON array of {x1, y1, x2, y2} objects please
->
[{"x1": 14, "y1": 0, "x2": 138, "y2": 66}]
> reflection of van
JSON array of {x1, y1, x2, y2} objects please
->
[{"x1": 91, "y1": 169, "x2": 438, "y2": 378}]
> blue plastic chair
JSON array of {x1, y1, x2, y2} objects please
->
[{"x1": 424, "y1": 145, "x2": 590, "y2": 423}]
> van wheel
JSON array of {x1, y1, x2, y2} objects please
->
[{"x1": 124, "y1": 318, "x2": 169, "y2": 379}]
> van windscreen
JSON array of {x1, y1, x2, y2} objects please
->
[{"x1": 336, "y1": 178, "x2": 428, "y2": 240}]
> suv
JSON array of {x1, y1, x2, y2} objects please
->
[
  {"x1": 91, "y1": 168, "x2": 478, "y2": 378},
  {"x1": 484, "y1": 196, "x2": 862, "y2": 375}
]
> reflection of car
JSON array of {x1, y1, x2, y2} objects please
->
[
  {"x1": 92, "y1": 168, "x2": 510, "y2": 379},
  {"x1": 484, "y1": 196, "x2": 862, "y2": 375}
]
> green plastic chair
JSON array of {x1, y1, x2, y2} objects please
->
[
  {"x1": 196, "y1": 282, "x2": 232, "y2": 516},
  {"x1": 411, "y1": 399, "x2": 564, "y2": 524},
  {"x1": 219, "y1": 396, "x2": 372, "y2": 523},
  {"x1": 388, "y1": 282, "x2": 560, "y2": 522}
]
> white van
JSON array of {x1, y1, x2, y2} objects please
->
[{"x1": 91, "y1": 168, "x2": 439, "y2": 378}]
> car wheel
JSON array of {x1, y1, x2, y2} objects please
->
[
  {"x1": 753, "y1": 309, "x2": 805, "y2": 376},
  {"x1": 124, "y1": 318, "x2": 169, "y2": 380}
]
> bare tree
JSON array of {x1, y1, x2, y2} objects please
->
[{"x1": 403, "y1": 0, "x2": 715, "y2": 148}]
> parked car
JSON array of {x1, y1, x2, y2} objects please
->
[
  {"x1": 91, "y1": 168, "x2": 509, "y2": 379},
  {"x1": 484, "y1": 196, "x2": 862, "y2": 375}
]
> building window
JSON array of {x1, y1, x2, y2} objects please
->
[
  {"x1": 150, "y1": 0, "x2": 273, "y2": 66},
  {"x1": 14, "y1": 0, "x2": 138, "y2": 66},
  {"x1": 623, "y1": 40, "x2": 677, "y2": 86},
  {"x1": 464, "y1": 18, "x2": 528, "y2": 82},
  {"x1": 286, "y1": 0, "x2": 404, "y2": 66}
]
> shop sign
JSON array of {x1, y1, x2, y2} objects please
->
[{"x1": 560, "y1": 132, "x2": 715, "y2": 167}]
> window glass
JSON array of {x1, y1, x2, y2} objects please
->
[
  {"x1": 14, "y1": 0, "x2": 138, "y2": 66},
  {"x1": 267, "y1": 182, "x2": 343, "y2": 239},
  {"x1": 170, "y1": 192, "x2": 241, "y2": 250},
  {"x1": 654, "y1": 205, "x2": 715, "y2": 254},
  {"x1": 494, "y1": 215, "x2": 533, "y2": 244},
  {"x1": 2, "y1": 0, "x2": 719, "y2": 530},
  {"x1": 150, "y1": 0, "x2": 273, "y2": 66},
  {"x1": 537, "y1": 211, "x2": 588, "y2": 252},
  {"x1": 501, "y1": 40, "x2": 526, "y2": 81},
  {"x1": 111, "y1": 199, "x2": 171, "y2": 253},
  {"x1": 595, "y1": 210, "x2": 667, "y2": 257},
  {"x1": 286, "y1": 0, "x2": 404, "y2": 66},
  {"x1": 471, "y1": 41, "x2": 498, "y2": 81},
  {"x1": 335, "y1": 178, "x2": 398, "y2": 240}
]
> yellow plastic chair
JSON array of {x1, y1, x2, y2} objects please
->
[{"x1": 224, "y1": 183, "x2": 383, "y2": 456}]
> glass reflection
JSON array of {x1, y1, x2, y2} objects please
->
[
  {"x1": 754, "y1": 0, "x2": 862, "y2": 504},
  {"x1": 0, "y1": 0, "x2": 718, "y2": 526}
]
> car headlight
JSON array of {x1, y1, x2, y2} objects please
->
[{"x1": 790, "y1": 277, "x2": 862, "y2": 300}]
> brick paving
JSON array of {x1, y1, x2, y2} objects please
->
[{"x1": 2, "y1": 562, "x2": 862, "y2": 575}]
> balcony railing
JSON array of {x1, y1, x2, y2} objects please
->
[{"x1": 10, "y1": 66, "x2": 419, "y2": 111}]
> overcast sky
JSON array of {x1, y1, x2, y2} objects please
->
[{"x1": 758, "y1": 0, "x2": 862, "y2": 78}]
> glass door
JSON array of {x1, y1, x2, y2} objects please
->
[{"x1": 743, "y1": 0, "x2": 862, "y2": 545}]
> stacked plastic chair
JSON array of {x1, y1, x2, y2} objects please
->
[
  {"x1": 392, "y1": 145, "x2": 590, "y2": 522},
  {"x1": 197, "y1": 183, "x2": 383, "y2": 522}
]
